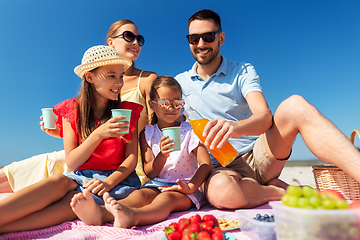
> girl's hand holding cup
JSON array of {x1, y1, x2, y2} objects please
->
[
  {"x1": 95, "y1": 116, "x2": 130, "y2": 139},
  {"x1": 159, "y1": 135, "x2": 175, "y2": 158}
]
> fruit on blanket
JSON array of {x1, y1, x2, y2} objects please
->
[
  {"x1": 282, "y1": 185, "x2": 348, "y2": 209},
  {"x1": 164, "y1": 214, "x2": 225, "y2": 240},
  {"x1": 319, "y1": 189, "x2": 346, "y2": 200},
  {"x1": 349, "y1": 199, "x2": 360, "y2": 209},
  {"x1": 178, "y1": 218, "x2": 190, "y2": 232}
]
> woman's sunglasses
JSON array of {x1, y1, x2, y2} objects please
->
[
  {"x1": 113, "y1": 31, "x2": 145, "y2": 46},
  {"x1": 186, "y1": 30, "x2": 222, "y2": 45},
  {"x1": 153, "y1": 98, "x2": 185, "y2": 110}
]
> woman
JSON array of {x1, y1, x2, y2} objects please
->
[{"x1": 0, "y1": 19, "x2": 156, "y2": 193}]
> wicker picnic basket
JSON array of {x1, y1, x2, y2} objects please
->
[{"x1": 312, "y1": 129, "x2": 360, "y2": 200}]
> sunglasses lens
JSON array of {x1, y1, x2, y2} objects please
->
[
  {"x1": 122, "y1": 31, "x2": 136, "y2": 42},
  {"x1": 202, "y1": 32, "x2": 216, "y2": 43},
  {"x1": 136, "y1": 35, "x2": 145, "y2": 46},
  {"x1": 187, "y1": 35, "x2": 200, "y2": 45},
  {"x1": 173, "y1": 100, "x2": 185, "y2": 109}
]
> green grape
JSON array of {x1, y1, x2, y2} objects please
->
[
  {"x1": 319, "y1": 192, "x2": 330, "y2": 200},
  {"x1": 303, "y1": 205, "x2": 315, "y2": 209},
  {"x1": 316, "y1": 205, "x2": 326, "y2": 209},
  {"x1": 322, "y1": 198, "x2": 336, "y2": 209},
  {"x1": 298, "y1": 197, "x2": 310, "y2": 208},
  {"x1": 288, "y1": 195, "x2": 299, "y2": 208},
  {"x1": 281, "y1": 193, "x2": 291, "y2": 206},
  {"x1": 302, "y1": 185, "x2": 316, "y2": 198},
  {"x1": 286, "y1": 185, "x2": 302, "y2": 197},
  {"x1": 309, "y1": 195, "x2": 321, "y2": 208},
  {"x1": 336, "y1": 199, "x2": 348, "y2": 209}
]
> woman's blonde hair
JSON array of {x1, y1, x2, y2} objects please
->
[{"x1": 107, "y1": 19, "x2": 136, "y2": 41}]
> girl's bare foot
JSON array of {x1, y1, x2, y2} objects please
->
[
  {"x1": 70, "y1": 189, "x2": 102, "y2": 225},
  {"x1": 103, "y1": 192, "x2": 137, "y2": 228}
]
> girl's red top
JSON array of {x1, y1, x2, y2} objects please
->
[{"x1": 53, "y1": 98, "x2": 143, "y2": 171}]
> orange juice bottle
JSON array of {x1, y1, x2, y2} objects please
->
[{"x1": 184, "y1": 107, "x2": 238, "y2": 167}]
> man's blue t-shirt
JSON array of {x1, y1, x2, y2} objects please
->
[{"x1": 175, "y1": 57, "x2": 262, "y2": 164}]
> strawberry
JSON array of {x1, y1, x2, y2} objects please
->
[
  {"x1": 166, "y1": 230, "x2": 182, "y2": 240},
  {"x1": 181, "y1": 232, "x2": 196, "y2": 240},
  {"x1": 197, "y1": 231, "x2": 212, "y2": 240},
  {"x1": 189, "y1": 214, "x2": 202, "y2": 225},
  {"x1": 178, "y1": 218, "x2": 190, "y2": 233},
  {"x1": 211, "y1": 227, "x2": 225, "y2": 240},
  {"x1": 187, "y1": 222, "x2": 201, "y2": 234},
  {"x1": 200, "y1": 220, "x2": 214, "y2": 235},
  {"x1": 202, "y1": 214, "x2": 219, "y2": 227}
]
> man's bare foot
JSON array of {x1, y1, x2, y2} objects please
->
[
  {"x1": 70, "y1": 189, "x2": 102, "y2": 225},
  {"x1": 103, "y1": 192, "x2": 137, "y2": 228},
  {"x1": 267, "y1": 177, "x2": 289, "y2": 190}
]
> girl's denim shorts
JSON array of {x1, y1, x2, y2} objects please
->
[
  {"x1": 65, "y1": 169, "x2": 140, "y2": 205},
  {"x1": 142, "y1": 179, "x2": 204, "y2": 210}
]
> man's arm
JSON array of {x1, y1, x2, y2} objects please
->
[{"x1": 203, "y1": 91, "x2": 273, "y2": 149}]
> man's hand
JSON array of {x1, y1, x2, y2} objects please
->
[{"x1": 203, "y1": 118, "x2": 235, "y2": 149}]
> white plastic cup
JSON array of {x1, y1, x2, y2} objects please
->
[
  {"x1": 162, "y1": 127, "x2": 181, "y2": 151},
  {"x1": 41, "y1": 108, "x2": 56, "y2": 129},
  {"x1": 111, "y1": 109, "x2": 132, "y2": 134}
]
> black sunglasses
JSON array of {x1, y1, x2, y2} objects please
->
[
  {"x1": 113, "y1": 31, "x2": 145, "y2": 46},
  {"x1": 186, "y1": 30, "x2": 222, "y2": 45}
]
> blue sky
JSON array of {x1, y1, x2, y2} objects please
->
[{"x1": 1, "y1": 0, "x2": 359, "y2": 167}]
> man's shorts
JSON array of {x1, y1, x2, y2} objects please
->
[{"x1": 212, "y1": 134, "x2": 290, "y2": 185}]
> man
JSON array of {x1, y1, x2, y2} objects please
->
[{"x1": 175, "y1": 9, "x2": 360, "y2": 209}]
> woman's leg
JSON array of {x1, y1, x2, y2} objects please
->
[
  {"x1": 0, "y1": 173, "x2": 78, "y2": 226},
  {"x1": 71, "y1": 187, "x2": 160, "y2": 225},
  {"x1": 104, "y1": 191, "x2": 193, "y2": 228},
  {"x1": 0, "y1": 191, "x2": 78, "y2": 234},
  {"x1": 0, "y1": 168, "x2": 13, "y2": 193}
]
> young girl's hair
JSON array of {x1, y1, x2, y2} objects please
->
[
  {"x1": 77, "y1": 73, "x2": 121, "y2": 142},
  {"x1": 107, "y1": 19, "x2": 136, "y2": 40},
  {"x1": 149, "y1": 75, "x2": 183, "y2": 125}
]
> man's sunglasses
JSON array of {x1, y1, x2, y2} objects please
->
[
  {"x1": 186, "y1": 30, "x2": 222, "y2": 45},
  {"x1": 113, "y1": 31, "x2": 145, "y2": 46},
  {"x1": 153, "y1": 98, "x2": 185, "y2": 110}
]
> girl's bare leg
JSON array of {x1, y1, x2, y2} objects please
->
[
  {"x1": 71, "y1": 187, "x2": 160, "y2": 225},
  {"x1": 0, "y1": 173, "x2": 78, "y2": 226},
  {"x1": 104, "y1": 191, "x2": 193, "y2": 228},
  {"x1": 0, "y1": 168, "x2": 13, "y2": 193},
  {"x1": 0, "y1": 191, "x2": 78, "y2": 234}
]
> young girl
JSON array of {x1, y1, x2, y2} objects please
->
[
  {"x1": 70, "y1": 75, "x2": 212, "y2": 228},
  {"x1": 0, "y1": 45, "x2": 142, "y2": 233},
  {"x1": 0, "y1": 19, "x2": 156, "y2": 193}
]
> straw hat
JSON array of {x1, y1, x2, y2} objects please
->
[{"x1": 74, "y1": 45, "x2": 132, "y2": 78}]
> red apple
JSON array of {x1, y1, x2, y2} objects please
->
[
  {"x1": 319, "y1": 189, "x2": 346, "y2": 200},
  {"x1": 349, "y1": 199, "x2": 360, "y2": 209}
]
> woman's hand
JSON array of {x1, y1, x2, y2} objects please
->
[
  {"x1": 158, "y1": 179, "x2": 194, "y2": 195},
  {"x1": 40, "y1": 116, "x2": 61, "y2": 138},
  {"x1": 94, "y1": 116, "x2": 130, "y2": 139},
  {"x1": 82, "y1": 178, "x2": 112, "y2": 196}
]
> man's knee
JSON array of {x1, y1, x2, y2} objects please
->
[{"x1": 204, "y1": 171, "x2": 249, "y2": 209}]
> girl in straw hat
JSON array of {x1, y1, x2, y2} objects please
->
[
  {"x1": 0, "y1": 45, "x2": 143, "y2": 233},
  {"x1": 0, "y1": 19, "x2": 156, "y2": 193}
]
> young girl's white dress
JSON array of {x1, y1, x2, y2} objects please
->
[
  {"x1": 143, "y1": 121, "x2": 204, "y2": 210},
  {"x1": 144, "y1": 121, "x2": 200, "y2": 183}
]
